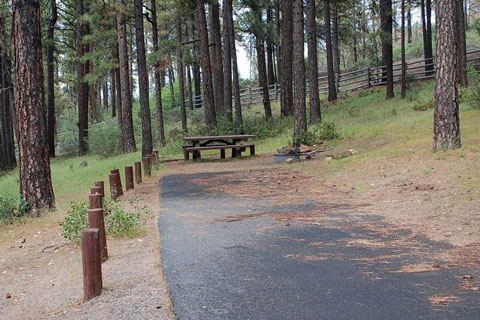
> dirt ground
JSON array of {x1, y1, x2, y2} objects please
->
[
  {"x1": 0, "y1": 176, "x2": 174, "y2": 320},
  {"x1": 1, "y1": 146, "x2": 479, "y2": 318}
]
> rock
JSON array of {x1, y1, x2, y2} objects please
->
[
  {"x1": 325, "y1": 156, "x2": 333, "y2": 161},
  {"x1": 284, "y1": 158, "x2": 293, "y2": 164},
  {"x1": 79, "y1": 161, "x2": 88, "y2": 167},
  {"x1": 348, "y1": 148, "x2": 358, "y2": 155},
  {"x1": 431, "y1": 264, "x2": 441, "y2": 268},
  {"x1": 299, "y1": 145, "x2": 312, "y2": 153},
  {"x1": 5, "y1": 293, "x2": 11, "y2": 299}
]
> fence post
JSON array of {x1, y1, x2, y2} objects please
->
[
  {"x1": 142, "y1": 157, "x2": 151, "y2": 177},
  {"x1": 94, "y1": 181, "x2": 105, "y2": 198},
  {"x1": 367, "y1": 68, "x2": 371, "y2": 88},
  {"x1": 135, "y1": 161, "x2": 142, "y2": 184},
  {"x1": 81, "y1": 228, "x2": 102, "y2": 301},
  {"x1": 87, "y1": 208, "x2": 108, "y2": 262},
  {"x1": 249, "y1": 87, "x2": 252, "y2": 105},
  {"x1": 109, "y1": 173, "x2": 119, "y2": 200},
  {"x1": 110, "y1": 169, "x2": 123, "y2": 196},
  {"x1": 125, "y1": 166, "x2": 134, "y2": 191},
  {"x1": 274, "y1": 83, "x2": 278, "y2": 101},
  {"x1": 89, "y1": 193, "x2": 102, "y2": 209}
]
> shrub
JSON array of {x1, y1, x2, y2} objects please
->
[
  {"x1": 0, "y1": 195, "x2": 29, "y2": 225},
  {"x1": 104, "y1": 198, "x2": 140, "y2": 237},
  {"x1": 294, "y1": 122, "x2": 339, "y2": 146},
  {"x1": 59, "y1": 201, "x2": 89, "y2": 244},
  {"x1": 412, "y1": 98, "x2": 434, "y2": 111},
  {"x1": 87, "y1": 121, "x2": 122, "y2": 157}
]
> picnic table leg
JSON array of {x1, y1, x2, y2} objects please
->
[
  {"x1": 220, "y1": 149, "x2": 225, "y2": 159},
  {"x1": 184, "y1": 148, "x2": 189, "y2": 161},
  {"x1": 250, "y1": 145, "x2": 255, "y2": 156},
  {"x1": 196, "y1": 151, "x2": 201, "y2": 163}
]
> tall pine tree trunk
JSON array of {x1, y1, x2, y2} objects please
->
[
  {"x1": 77, "y1": 0, "x2": 88, "y2": 155},
  {"x1": 401, "y1": 0, "x2": 407, "y2": 99},
  {"x1": 116, "y1": 0, "x2": 136, "y2": 153},
  {"x1": 0, "y1": 52, "x2": 16, "y2": 171},
  {"x1": 222, "y1": 0, "x2": 233, "y2": 121},
  {"x1": 306, "y1": 0, "x2": 321, "y2": 123},
  {"x1": 196, "y1": 0, "x2": 216, "y2": 132},
  {"x1": 331, "y1": 0, "x2": 340, "y2": 93},
  {"x1": 293, "y1": 0, "x2": 306, "y2": 141},
  {"x1": 380, "y1": 0, "x2": 394, "y2": 98},
  {"x1": 110, "y1": 68, "x2": 116, "y2": 117},
  {"x1": 434, "y1": 0, "x2": 461, "y2": 151},
  {"x1": 13, "y1": 0, "x2": 55, "y2": 214},
  {"x1": 46, "y1": 0, "x2": 57, "y2": 158},
  {"x1": 456, "y1": 0, "x2": 468, "y2": 87},
  {"x1": 425, "y1": 0, "x2": 434, "y2": 75},
  {"x1": 324, "y1": 0, "x2": 336, "y2": 102},
  {"x1": 407, "y1": 0, "x2": 412, "y2": 44},
  {"x1": 177, "y1": 23, "x2": 187, "y2": 132},
  {"x1": 150, "y1": 0, "x2": 165, "y2": 147},
  {"x1": 209, "y1": 1, "x2": 224, "y2": 115},
  {"x1": 187, "y1": 65, "x2": 194, "y2": 111},
  {"x1": 266, "y1": 6, "x2": 276, "y2": 85},
  {"x1": 134, "y1": 0, "x2": 153, "y2": 157},
  {"x1": 281, "y1": 0, "x2": 293, "y2": 116}
]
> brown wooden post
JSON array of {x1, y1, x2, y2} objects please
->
[
  {"x1": 94, "y1": 181, "x2": 105, "y2": 198},
  {"x1": 367, "y1": 68, "x2": 371, "y2": 88},
  {"x1": 125, "y1": 166, "x2": 134, "y2": 190},
  {"x1": 142, "y1": 157, "x2": 151, "y2": 177},
  {"x1": 149, "y1": 154, "x2": 156, "y2": 170},
  {"x1": 109, "y1": 173, "x2": 119, "y2": 200},
  {"x1": 90, "y1": 186, "x2": 102, "y2": 201},
  {"x1": 81, "y1": 228, "x2": 102, "y2": 301},
  {"x1": 110, "y1": 169, "x2": 123, "y2": 196},
  {"x1": 89, "y1": 193, "x2": 102, "y2": 209},
  {"x1": 134, "y1": 161, "x2": 142, "y2": 184},
  {"x1": 87, "y1": 209, "x2": 108, "y2": 262},
  {"x1": 153, "y1": 150, "x2": 159, "y2": 164}
]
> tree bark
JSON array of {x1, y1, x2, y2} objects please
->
[
  {"x1": 134, "y1": 0, "x2": 153, "y2": 157},
  {"x1": 187, "y1": 65, "x2": 194, "y2": 111},
  {"x1": 177, "y1": 23, "x2": 187, "y2": 132},
  {"x1": 424, "y1": 0, "x2": 434, "y2": 75},
  {"x1": 116, "y1": 0, "x2": 136, "y2": 153},
  {"x1": 281, "y1": 0, "x2": 293, "y2": 116},
  {"x1": 222, "y1": 0, "x2": 233, "y2": 121},
  {"x1": 306, "y1": 0, "x2": 321, "y2": 123},
  {"x1": 115, "y1": 66, "x2": 124, "y2": 153},
  {"x1": 401, "y1": 0, "x2": 407, "y2": 99},
  {"x1": 150, "y1": 0, "x2": 165, "y2": 147},
  {"x1": 46, "y1": 0, "x2": 57, "y2": 158},
  {"x1": 77, "y1": 0, "x2": 88, "y2": 155},
  {"x1": 324, "y1": 0, "x2": 337, "y2": 102},
  {"x1": 209, "y1": 1, "x2": 224, "y2": 115},
  {"x1": 0, "y1": 53, "x2": 16, "y2": 171},
  {"x1": 225, "y1": 0, "x2": 242, "y2": 132},
  {"x1": 89, "y1": 42, "x2": 97, "y2": 122},
  {"x1": 434, "y1": 0, "x2": 461, "y2": 151},
  {"x1": 266, "y1": 6, "x2": 276, "y2": 85},
  {"x1": 456, "y1": 0, "x2": 468, "y2": 87},
  {"x1": 407, "y1": 0, "x2": 412, "y2": 44},
  {"x1": 380, "y1": 0, "x2": 394, "y2": 98},
  {"x1": 331, "y1": 0, "x2": 340, "y2": 93},
  {"x1": 110, "y1": 68, "x2": 116, "y2": 117},
  {"x1": 13, "y1": 0, "x2": 55, "y2": 214},
  {"x1": 168, "y1": 68, "x2": 176, "y2": 108},
  {"x1": 293, "y1": 0, "x2": 306, "y2": 141},
  {"x1": 191, "y1": 21, "x2": 202, "y2": 108},
  {"x1": 196, "y1": 0, "x2": 216, "y2": 132}
]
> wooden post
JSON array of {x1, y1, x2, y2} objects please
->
[
  {"x1": 81, "y1": 228, "x2": 102, "y2": 301},
  {"x1": 149, "y1": 154, "x2": 156, "y2": 170},
  {"x1": 248, "y1": 87, "x2": 252, "y2": 105},
  {"x1": 153, "y1": 150, "x2": 159, "y2": 165},
  {"x1": 109, "y1": 173, "x2": 119, "y2": 200},
  {"x1": 87, "y1": 209, "x2": 108, "y2": 262},
  {"x1": 94, "y1": 181, "x2": 105, "y2": 198},
  {"x1": 89, "y1": 193, "x2": 102, "y2": 209},
  {"x1": 110, "y1": 169, "x2": 123, "y2": 196},
  {"x1": 142, "y1": 157, "x2": 151, "y2": 177},
  {"x1": 90, "y1": 186, "x2": 102, "y2": 202},
  {"x1": 125, "y1": 166, "x2": 134, "y2": 190},
  {"x1": 274, "y1": 83, "x2": 278, "y2": 101},
  {"x1": 367, "y1": 68, "x2": 371, "y2": 88},
  {"x1": 134, "y1": 161, "x2": 142, "y2": 184}
]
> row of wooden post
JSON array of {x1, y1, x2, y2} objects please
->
[{"x1": 81, "y1": 150, "x2": 160, "y2": 301}]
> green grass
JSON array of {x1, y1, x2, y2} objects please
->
[{"x1": 0, "y1": 151, "x2": 153, "y2": 199}]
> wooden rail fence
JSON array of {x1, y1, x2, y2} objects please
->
[{"x1": 189, "y1": 49, "x2": 480, "y2": 108}]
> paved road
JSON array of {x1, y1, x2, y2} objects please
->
[{"x1": 158, "y1": 171, "x2": 480, "y2": 320}]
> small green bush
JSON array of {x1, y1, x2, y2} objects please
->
[
  {"x1": 0, "y1": 195, "x2": 29, "y2": 225},
  {"x1": 87, "y1": 122, "x2": 122, "y2": 157},
  {"x1": 104, "y1": 198, "x2": 140, "y2": 237},
  {"x1": 412, "y1": 98, "x2": 434, "y2": 111},
  {"x1": 59, "y1": 201, "x2": 89, "y2": 244},
  {"x1": 294, "y1": 122, "x2": 339, "y2": 146}
]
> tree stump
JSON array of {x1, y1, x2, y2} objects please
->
[
  {"x1": 135, "y1": 161, "x2": 142, "y2": 184},
  {"x1": 125, "y1": 166, "x2": 134, "y2": 190},
  {"x1": 81, "y1": 228, "x2": 102, "y2": 301}
]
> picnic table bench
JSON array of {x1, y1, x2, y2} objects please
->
[{"x1": 184, "y1": 135, "x2": 256, "y2": 162}]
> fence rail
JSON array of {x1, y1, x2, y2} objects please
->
[{"x1": 188, "y1": 49, "x2": 480, "y2": 109}]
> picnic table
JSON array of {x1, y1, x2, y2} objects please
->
[{"x1": 183, "y1": 135, "x2": 256, "y2": 162}]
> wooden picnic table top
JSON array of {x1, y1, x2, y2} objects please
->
[{"x1": 184, "y1": 134, "x2": 256, "y2": 142}]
